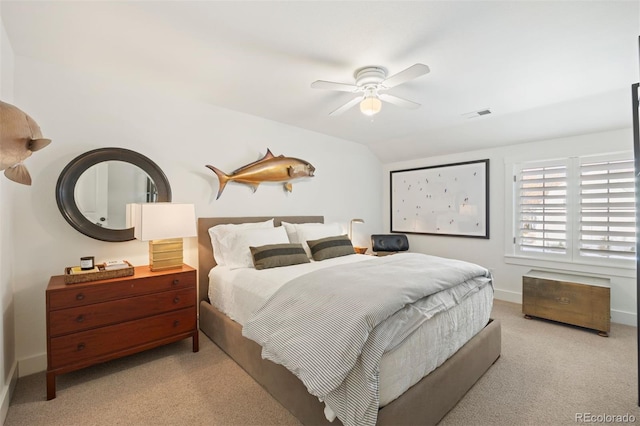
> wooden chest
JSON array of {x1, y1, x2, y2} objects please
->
[
  {"x1": 522, "y1": 270, "x2": 610, "y2": 336},
  {"x1": 46, "y1": 264, "x2": 199, "y2": 399}
]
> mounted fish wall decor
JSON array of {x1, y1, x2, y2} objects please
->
[
  {"x1": 206, "y1": 148, "x2": 315, "y2": 199},
  {"x1": 0, "y1": 100, "x2": 51, "y2": 185}
]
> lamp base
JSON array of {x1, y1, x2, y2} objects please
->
[
  {"x1": 149, "y1": 238, "x2": 184, "y2": 271},
  {"x1": 354, "y1": 246, "x2": 368, "y2": 255}
]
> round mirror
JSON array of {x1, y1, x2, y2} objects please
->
[{"x1": 56, "y1": 148, "x2": 172, "y2": 242}]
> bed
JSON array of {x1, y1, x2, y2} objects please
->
[{"x1": 197, "y1": 216, "x2": 501, "y2": 426}]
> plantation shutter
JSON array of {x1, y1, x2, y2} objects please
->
[
  {"x1": 579, "y1": 159, "x2": 636, "y2": 261},
  {"x1": 517, "y1": 163, "x2": 568, "y2": 255}
]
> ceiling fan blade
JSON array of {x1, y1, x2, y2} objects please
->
[
  {"x1": 329, "y1": 96, "x2": 363, "y2": 116},
  {"x1": 379, "y1": 94, "x2": 421, "y2": 109},
  {"x1": 381, "y1": 63, "x2": 430, "y2": 89},
  {"x1": 311, "y1": 80, "x2": 359, "y2": 92}
]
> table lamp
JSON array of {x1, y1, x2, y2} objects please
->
[
  {"x1": 348, "y1": 218, "x2": 364, "y2": 241},
  {"x1": 349, "y1": 218, "x2": 367, "y2": 254},
  {"x1": 127, "y1": 203, "x2": 196, "y2": 271}
]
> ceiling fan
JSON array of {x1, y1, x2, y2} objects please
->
[{"x1": 311, "y1": 63, "x2": 430, "y2": 116}]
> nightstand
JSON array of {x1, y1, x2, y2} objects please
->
[{"x1": 46, "y1": 264, "x2": 198, "y2": 400}]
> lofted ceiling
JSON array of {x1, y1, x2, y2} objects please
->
[{"x1": 2, "y1": 1, "x2": 638, "y2": 163}]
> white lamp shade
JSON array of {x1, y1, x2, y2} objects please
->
[
  {"x1": 348, "y1": 218, "x2": 365, "y2": 240},
  {"x1": 127, "y1": 203, "x2": 196, "y2": 241}
]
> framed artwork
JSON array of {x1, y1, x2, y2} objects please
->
[{"x1": 390, "y1": 159, "x2": 489, "y2": 238}]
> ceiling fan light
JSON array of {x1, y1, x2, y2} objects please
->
[{"x1": 360, "y1": 96, "x2": 382, "y2": 116}]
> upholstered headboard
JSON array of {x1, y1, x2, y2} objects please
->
[{"x1": 197, "y1": 216, "x2": 324, "y2": 303}]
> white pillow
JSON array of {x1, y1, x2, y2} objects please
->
[
  {"x1": 291, "y1": 222, "x2": 344, "y2": 258},
  {"x1": 222, "y1": 226, "x2": 289, "y2": 269},
  {"x1": 282, "y1": 221, "x2": 300, "y2": 243},
  {"x1": 282, "y1": 221, "x2": 339, "y2": 243},
  {"x1": 208, "y1": 219, "x2": 274, "y2": 266}
]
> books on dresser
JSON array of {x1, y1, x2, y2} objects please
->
[{"x1": 103, "y1": 260, "x2": 130, "y2": 270}]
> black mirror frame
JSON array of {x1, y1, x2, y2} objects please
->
[{"x1": 56, "y1": 147, "x2": 172, "y2": 242}]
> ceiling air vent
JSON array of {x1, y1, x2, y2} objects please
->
[{"x1": 462, "y1": 109, "x2": 492, "y2": 119}]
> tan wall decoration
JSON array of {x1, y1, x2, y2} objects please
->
[
  {"x1": 0, "y1": 100, "x2": 51, "y2": 185},
  {"x1": 206, "y1": 148, "x2": 315, "y2": 199}
]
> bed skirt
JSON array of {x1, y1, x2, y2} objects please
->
[{"x1": 199, "y1": 300, "x2": 501, "y2": 426}]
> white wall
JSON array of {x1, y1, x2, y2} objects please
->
[
  {"x1": 11, "y1": 55, "x2": 383, "y2": 375},
  {"x1": 0, "y1": 7, "x2": 18, "y2": 423},
  {"x1": 384, "y1": 128, "x2": 636, "y2": 326}
]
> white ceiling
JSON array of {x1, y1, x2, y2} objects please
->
[{"x1": 2, "y1": 1, "x2": 639, "y2": 163}]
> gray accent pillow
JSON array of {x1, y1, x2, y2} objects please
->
[
  {"x1": 250, "y1": 243, "x2": 310, "y2": 270},
  {"x1": 306, "y1": 235, "x2": 355, "y2": 261}
]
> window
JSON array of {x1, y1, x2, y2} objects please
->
[
  {"x1": 579, "y1": 158, "x2": 635, "y2": 261},
  {"x1": 513, "y1": 154, "x2": 635, "y2": 267}
]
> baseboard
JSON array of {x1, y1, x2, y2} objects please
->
[
  {"x1": 18, "y1": 352, "x2": 46, "y2": 377},
  {"x1": 493, "y1": 288, "x2": 521, "y2": 304},
  {"x1": 0, "y1": 360, "x2": 18, "y2": 424},
  {"x1": 611, "y1": 309, "x2": 636, "y2": 327}
]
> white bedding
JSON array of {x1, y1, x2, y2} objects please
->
[
  {"x1": 208, "y1": 253, "x2": 493, "y2": 409},
  {"x1": 209, "y1": 254, "x2": 374, "y2": 325}
]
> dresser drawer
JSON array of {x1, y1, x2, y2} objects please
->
[
  {"x1": 49, "y1": 307, "x2": 196, "y2": 369},
  {"x1": 48, "y1": 270, "x2": 195, "y2": 310},
  {"x1": 48, "y1": 288, "x2": 196, "y2": 337}
]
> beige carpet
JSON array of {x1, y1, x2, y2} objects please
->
[{"x1": 5, "y1": 300, "x2": 640, "y2": 426}]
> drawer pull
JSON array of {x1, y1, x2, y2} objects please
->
[
  {"x1": 75, "y1": 315, "x2": 85, "y2": 323},
  {"x1": 173, "y1": 297, "x2": 180, "y2": 304},
  {"x1": 173, "y1": 320, "x2": 180, "y2": 327},
  {"x1": 77, "y1": 343, "x2": 86, "y2": 351},
  {"x1": 172, "y1": 279, "x2": 180, "y2": 286},
  {"x1": 76, "y1": 293, "x2": 85, "y2": 301}
]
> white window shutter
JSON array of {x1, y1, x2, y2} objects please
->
[
  {"x1": 579, "y1": 159, "x2": 636, "y2": 261},
  {"x1": 516, "y1": 163, "x2": 568, "y2": 256}
]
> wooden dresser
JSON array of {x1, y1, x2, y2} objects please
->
[
  {"x1": 522, "y1": 269, "x2": 610, "y2": 336},
  {"x1": 46, "y1": 264, "x2": 198, "y2": 400}
]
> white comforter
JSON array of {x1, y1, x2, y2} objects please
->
[
  {"x1": 208, "y1": 253, "x2": 493, "y2": 422},
  {"x1": 209, "y1": 254, "x2": 374, "y2": 325}
]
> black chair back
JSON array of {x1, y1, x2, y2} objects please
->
[{"x1": 371, "y1": 234, "x2": 409, "y2": 253}]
